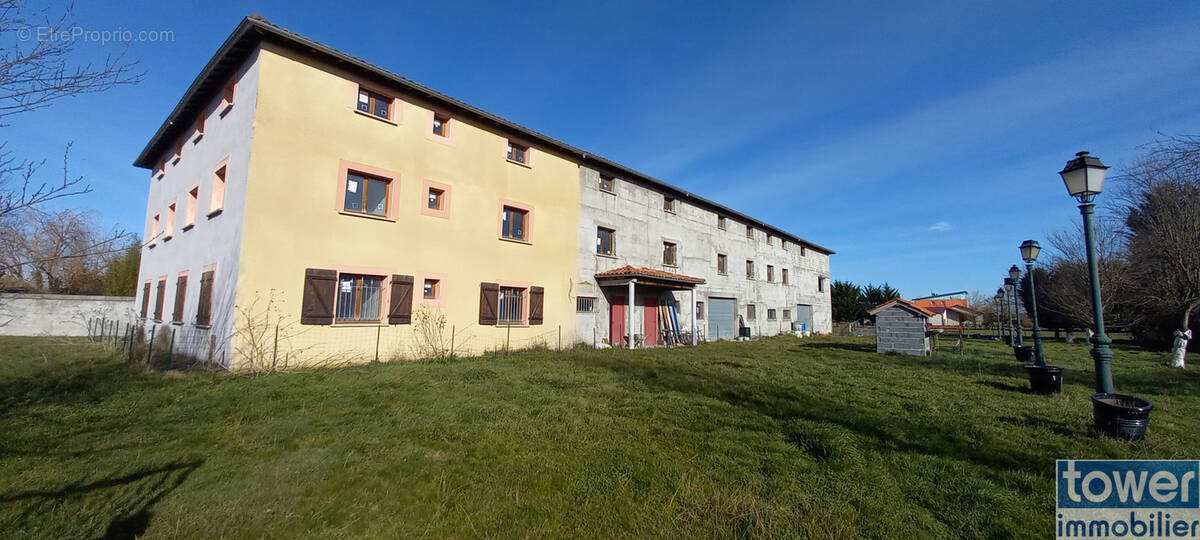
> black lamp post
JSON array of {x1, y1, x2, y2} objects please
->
[
  {"x1": 1020, "y1": 240, "x2": 1046, "y2": 365},
  {"x1": 994, "y1": 289, "x2": 1004, "y2": 341},
  {"x1": 1009, "y1": 265, "x2": 1024, "y2": 346},
  {"x1": 1003, "y1": 278, "x2": 1015, "y2": 346},
  {"x1": 1059, "y1": 151, "x2": 1152, "y2": 438}
]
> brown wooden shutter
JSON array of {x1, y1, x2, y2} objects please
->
[
  {"x1": 388, "y1": 274, "x2": 414, "y2": 324},
  {"x1": 154, "y1": 280, "x2": 166, "y2": 321},
  {"x1": 141, "y1": 283, "x2": 151, "y2": 318},
  {"x1": 529, "y1": 286, "x2": 544, "y2": 325},
  {"x1": 172, "y1": 274, "x2": 188, "y2": 323},
  {"x1": 479, "y1": 282, "x2": 499, "y2": 325},
  {"x1": 196, "y1": 271, "x2": 214, "y2": 326},
  {"x1": 301, "y1": 268, "x2": 337, "y2": 325}
]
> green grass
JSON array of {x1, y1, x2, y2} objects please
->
[{"x1": 1, "y1": 335, "x2": 1197, "y2": 538}]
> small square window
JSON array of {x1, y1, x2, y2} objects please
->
[
  {"x1": 663, "y1": 242, "x2": 677, "y2": 266},
  {"x1": 427, "y1": 188, "x2": 444, "y2": 210},
  {"x1": 599, "y1": 175, "x2": 615, "y2": 193},
  {"x1": 767, "y1": 308, "x2": 777, "y2": 321},
  {"x1": 696, "y1": 301, "x2": 704, "y2": 319},
  {"x1": 502, "y1": 205, "x2": 529, "y2": 241},
  {"x1": 423, "y1": 279, "x2": 440, "y2": 300},
  {"x1": 663, "y1": 197, "x2": 676, "y2": 213},
  {"x1": 783, "y1": 309, "x2": 791, "y2": 320},
  {"x1": 357, "y1": 88, "x2": 391, "y2": 119},
  {"x1": 344, "y1": 172, "x2": 390, "y2": 217},
  {"x1": 507, "y1": 141, "x2": 529, "y2": 164},
  {"x1": 597, "y1": 227, "x2": 615, "y2": 256},
  {"x1": 717, "y1": 216, "x2": 726, "y2": 230},
  {"x1": 499, "y1": 286, "x2": 526, "y2": 323},
  {"x1": 576, "y1": 296, "x2": 596, "y2": 313},
  {"x1": 432, "y1": 114, "x2": 449, "y2": 137}
]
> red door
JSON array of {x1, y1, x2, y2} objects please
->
[
  {"x1": 610, "y1": 296, "x2": 626, "y2": 346},
  {"x1": 643, "y1": 297, "x2": 658, "y2": 346}
]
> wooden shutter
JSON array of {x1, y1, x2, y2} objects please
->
[
  {"x1": 196, "y1": 271, "x2": 214, "y2": 326},
  {"x1": 301, "y1": 268, "x2": 337, "y2": 325},
  {"x1": 529, "y1": 286, "x2": 544, "y2": 325},
  {"x1": 141, "y1": 283, "x2": 151, "y2": 318},
  {"x1": 154, "y1": 280, "x2": 166, "y2": 321},
  {"x1": 388, "y1": 274, "x2": 414, "y2": 324},
  {"x1": 172, "y1": 274, "x2": 188, "y2": 323},
  {"x1": 479, "y1": 282, "x2": 499, "y2": 325}
]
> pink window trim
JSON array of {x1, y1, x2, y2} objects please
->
[
  {"x1": 184, "y1": 184, "x2": 199, "y2": 228},
  {"x1": 505, "y1": 139, "x2": 534, "y2": 167},
  {"x1": 209, "y1": 156, "x2": 230, "y2": 217},
  {"x1": 417, "y1": 271, "x2": 448, "y2": 308},
  {"x1": 495, "y1": 279, "x2": 533, "y2": 326},
  {"x1": 192, "y1": 114, "x2": 205, "y2": 143},
  {"x1": 149, "y1": 213, "x2": 161, "y2": 246},
  {"x1": 420, "y1": 179, "x2": 452, "y2": 219},
  {"x1": 219, "y1": 79, "x2": 236, "y2": 116},
  {"x1": 164, "y1": 200, "x2": 176, "y2": 240},
  {"x1": 497, "y1": 198, "x2": 534, "y2": 244},
  {"x1": 424, "y1": 109, "x2": 457, "y2": 147},
  {"x1": 330, "y1": 264, "x2": 393, "y2": 326},
  {"x1": 351, "y1": 82, "x2": 403, "y2": 125},
  {"x1": 335, "y1": 159, "x2": 402, "y2": 221}
]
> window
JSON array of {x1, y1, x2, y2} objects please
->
[
  {"x1": 501, "y1": 206, "x2": 529, "y2": 241},
  {"x1": 767, "y1": 265, "x2": 774, "y2": 282},
  {"x1": 767, "y1": 308, "x2": 777, "y2": 320},
  {"x1": 767, "y1": 234, "x2": 773, "y2": 246},
  {"x1": 746, "y1": 260, "x2": 755, "y2": 280},
  {"x1": 196, "y1": 269, "x2": 215, "y2": 326},
  {"x1": 356, "y1": 88, "x2": 391, "y2": 119},
  {"x1": 801, "y1": 245, "x2": 807, "y2": 257},
  {"x1": 423, "y1": 279, "x2": 440, "y2": 300},
  {"x1": 662, "y1": 242, "x2": 677, "y2": 266},
  {"x1": 717, "y1": 216, "x2": 727, "y2": 230},
  {"x1": 164, "y1": 203, "x2": 176, "y2": 240},
  {"x1": 171, "y1": 139, "x2": 182, "y2": 165},
  {"x1": 335, "y1": 274, "x2": 383, "y2": 322},
  {"x1": 747, "y1": 304, "x2": 756, "y2": 321},
  {"x1": 782, "y1": 241, "x2": 788, "y2": 251},
  {"x1": 427, "y1": 188, "x2": 444, "y2": 210},
  {"x1": 818, "y1": 276, "x2": 825, "y2": 292},
  {"x1": 696, "y1": 301, "x2": 704, "y2": 319},
  {"x1": 782, "y1": 268, "x2": 789, "y2": 285},
  {"x1": 185, "y1": 187, "x2": 198, "y2": 229},
  {"x1": 150, "y1": 213, "x2": 160, "y2": 244},
  {"x1": 599, "y1": 175, "x2": 615, "y2": 193},
  {"x1": 663, "y1": 197, "x2": 676, "y2": 213},
  {"x1": 498, "y1": 286, "x2": 525, "y2": 324},
  {"x1": 154, "y1": 160, "x2": 165, "y2": 180},
  {"x1": 717, "y1": 253, "x2": 727, "y2": 274},
  {"x1": 192, "y1": 115, "x2": 205, "y2": 143},
  {"x1": 153, "y1": 279, "x2": 166, "y2": 322},
  {"x1": 577, "y1": 296, "x2": 596, "y2": 313},
  {"x1": 209, "y1": 164, "x2": 226, "y2": 216},
  {"x1": 344, "y1": 172, "x2": 390, "y2": 217},
  {"x1": 746, "y1": 226, "x2": 754, "y2": 239},
  {"x1": 220, "y1": 79, "x2": 235, "y2": 114},
  {"x1": 596, "y1": 227, "x2": 615, "y2": 255},
  {"x1": 783, "y1": 309, "x2": 791, "y2": 320},
  {"x1": 172, "y1": 273, "x2": 188, "y2": 324},
  {"x1": 432, "y1": 114, "x2": 449, "y2": 137},
  {"x1": 506, "y1": 140, "x2": 529, "y2": 164}
]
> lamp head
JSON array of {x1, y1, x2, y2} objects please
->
[
  {"x1": 1059, "y1": 151, "x2": 1108, "y2": 203},
  {"x1": 1020, "y1": 239, "x2": 1041, "y2": 263}
]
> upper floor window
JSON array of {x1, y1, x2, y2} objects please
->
[
  {"x1": 427, "y1": 188, "x2": 445, "y2": 210},
  {"x1": 432, "y1": 114, "x2": 450, "y2": 137},
  {"x1": 801, "y1": 245, "x2": 807, "y2": 257},
  {"x1": 781, "y1": 241, "x2": 788, "y2": 251},
  {"x1": 662, "y1": 242, "x2": 678, "y2": 266},
  {"x1": 192, "y1": 115, "x2": 205, "y2": 143},
  {"x1": 164, "y1": 203, "x2": 176, "y2": 240},
  {"x1": 209, "y1": 163, "x2": 227, "y2": 217},
  {"x1": 782, "y1": 268, "x2": 789, "y2": 285},
  {"x1": 818, "y1": 276, "x2": 825, "y2": 292},
  {"x1": 150, "y1": 213, "x2": 160, "y2": 245},
  {"x1": 717, "y1": 216, "x2": 727, "y2": 230},
  {"x1": 767, "y1": 234, "x2": 773, "y2": 246},
  {"x1": 746, "y1": 226, "x2": 754, "y2": 239},
  {"x1": 663, "y1": 197, "x2": 676, "y2": 213},
  {"x1": 185, "y1": 187, "x2": 198, "y2": 229},
  {"x1": 717, "y1": 253, "x2": 727, "y2": 274},
  {"x1": 502, "y1": 206, "x2": 528, "y2": 241},
  {"x1": 344, "y1": 172, "x2": 390, "y2": 217},
  {"x1": 336, "y1": 274, "x2": 383, "y2": 322},
  {"x1": 746, "y1": 260, "x2": 755, "y2": 280},
  {"x1": 766, "y1": 265, "x2": 774, "y2": 282},
  {"x1": 599, "y1": 175, "x2": 615, "y2": 193},
  {"x1": 596, "y1": 227, "x2": 615, "y2": 256},
  {"x1": 357, "y1": 88, "x2": 391, "y2": 120},
  {"x1": 220, "y1": 79, "x2": 236, "y2": 115},
  {"x1": 507, "y1": 140, "x2": 529, "y2": 164}
]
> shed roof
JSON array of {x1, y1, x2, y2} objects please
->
[
  {"x1": 133, "y1": 15, "x2": 835, "y2": 255},
  {"x1": 867, "y1": 298, "x2": 935, "y2": 318},
  {"x1": 595, "y1": 265, "x2": 706, "y2": 287}
]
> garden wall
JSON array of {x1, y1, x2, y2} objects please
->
[{"x1": 0, "y1": 293, "x2": 137, "y2": 337}]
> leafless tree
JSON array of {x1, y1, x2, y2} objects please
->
[
  {"x1": 1041, "y1": 214, "x2": 1138, "y2": 330},
  {"x1": 0, "y1": 208, "x2": 127, "y2": 293},
  {"x1": 0, "y1": 0, "x2": 141, "y2": 219}
]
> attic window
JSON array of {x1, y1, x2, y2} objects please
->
[{"x1": 357, "y1": 88, "x2": 391, "y2": 120}]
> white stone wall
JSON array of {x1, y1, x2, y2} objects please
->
[
  {"x1": 134, "y1": 51, "x2": 261, "y2": 366},
  {"x1": 574, "y1": 165, "x2": 832, "y2": 344},
  {"x1": 0, "y1": 294, "x2": 137, "y2": 336}
]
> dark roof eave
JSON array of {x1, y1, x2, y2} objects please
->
[{"x1": 133, "y1": 16, "x2": 836, "y2": 256}]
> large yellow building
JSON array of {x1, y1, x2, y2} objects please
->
[{"x1": 133, "y1": 16, "x2": 834, "y2": 369}]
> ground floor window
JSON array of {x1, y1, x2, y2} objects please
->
[
  {"x1": 747, "y1": 304, "x2": 756, "y2": 321},
  {"x1": 783, "y1": 309, "x2": 791, "y2": 320},
  {"x1": 576, "y1": 296, "x2": 595, "y2": 313},
  {"x1": 499, "y1": 286, "x2": 525, "y2": 323},
  {"x1": 336, "y1": 274, "x2": 382, "y2": 322},
  {"x1": 767, "y1": 308, "x2": 777, "y2": 320},
  {"x1": 696, "y1": 301, "x2": 704, "y2": 319}
]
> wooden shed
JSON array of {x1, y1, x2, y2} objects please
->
[{"x1": 868, "y1": 298, "x2": 934, "y2": 356}]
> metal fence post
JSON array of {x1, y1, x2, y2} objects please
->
[
  {"x1": 506, "y1": 325, "x2": 511, "y2": 356},
  {"x1": 373, "y1": 326, "x2": 380, "y2": 363},
  {"x1": 558, "y1": 325, "x2": 561, "y2": 351},
  {"x1": 273, "y1": 324, "x2": 280, "y2": 367},
  {"x1": 146, "y1": 325, "x2": 156, "y2": 365},
  {"x1": 450, "y1": 325, "x2": 456, "y2": 359},
  {"x1": 166, "y1": 328, "x2": 176, "y2": 369}
]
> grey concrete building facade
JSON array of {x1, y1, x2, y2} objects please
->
[{"x1": 574, "y1": 164, "x2": 833, "y2": 346}]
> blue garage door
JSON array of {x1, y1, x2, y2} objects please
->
[{"x1": 708, "y1": 297, "x2": 736, "y2": 340}]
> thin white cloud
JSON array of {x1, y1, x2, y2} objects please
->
[{"x1": 929, "y1": 221, "x2": 951, "y2": 232}]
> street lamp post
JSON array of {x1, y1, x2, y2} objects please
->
[
  {"x1": 1003, "y1": 278, "x2": 1015, "y2": 346},
  {"x1": 994, "y1": 289, "x2": 1004, "y2": 341},
  {"x1": 1009, "y1": 265, "x2": 1024, "y2": 346},
  {"x1": 1020, "y1": 240, "x2": 1046, "y2": 366},
  {"x1": 1059, "y1": 151, "x2": 1153, "y2": 438}
]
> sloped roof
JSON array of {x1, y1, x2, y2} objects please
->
[
  {"x1": 595, "y1": 265, "x2": 706, "y2": 285},
  {"x1": 132, "y1": 15, "x2": 835, "y2": 255},
  {"x1": 867, "y1": 298, "x2": 935, "y2": 317}
]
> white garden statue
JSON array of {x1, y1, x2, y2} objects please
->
[{"x1": 1170, "y1": 329, "x2": 1191, "y2": 368}]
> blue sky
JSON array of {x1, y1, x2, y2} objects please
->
[{"x1": 7, "y1": 1, "x2": 1200, "y2": 298}]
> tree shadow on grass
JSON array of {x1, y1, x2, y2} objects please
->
[
  {"x1": 1, "y1": 460, "x2": 202, "y2": 539},
  {"x1": 975, "y1": 380, "x2": 1032, "y2": 394},
  {"x1": 791, "y1": 341, "x2": 877, "y2": 354},
  {"x1": 0, "y1": 361, "x2": 132, "y2": 415}
]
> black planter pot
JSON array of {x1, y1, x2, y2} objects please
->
[
  {"x1": 1091, "y1": 393, "x2": 1154, "y2": 440},
  {"x1": 1025, "y1": 365, "x2": 1063, "y2": 394},
  {"x1": 1012, "y1": 345, "x2": 1035, "y2": 363}
]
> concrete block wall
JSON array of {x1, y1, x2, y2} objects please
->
[
  {"x1": 875, "y1": 307, "x2": 929, "y2": 355},
  {"x1": 0, "y1": 294, "x2": 137, "y2": 336}
]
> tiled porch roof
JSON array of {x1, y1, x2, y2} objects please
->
[{"x1": 594, "y1": 265, "x2": 706, "y2": 285}]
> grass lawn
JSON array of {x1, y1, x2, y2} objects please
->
[{"x1": 1, "y1": 335, "x2": 1197, "y2": 538}]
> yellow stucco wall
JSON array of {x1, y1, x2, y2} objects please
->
[{"x1": 232, "y1": 43, "x2": 580, "y2": 368}]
